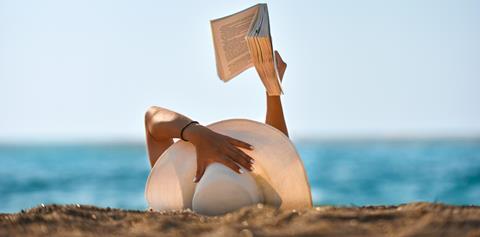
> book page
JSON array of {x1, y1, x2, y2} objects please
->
[{"x1": 211, "y1": 5, "x2": 259, "y2": 81}]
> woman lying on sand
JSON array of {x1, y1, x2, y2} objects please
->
[{"x1": 144, "y1": 51, "x2": 311, "y2": 215}]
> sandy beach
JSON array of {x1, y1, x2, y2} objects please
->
[{"x1": 1, "y1": 202, "x2": 479, "y2": 237}]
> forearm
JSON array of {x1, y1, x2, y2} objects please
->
[
  {"x1": 265, "y1": 93, "x2": 289, "y2": 137},
  {"x1": 144, "y1": 106, "x2": 254, "y2": 178},
  {"x1": 145, "y1": 106, "x2": 197, "y2": 141},
  {"x1": 145, "y1": 106, "x2": 212, "y2": 167}
]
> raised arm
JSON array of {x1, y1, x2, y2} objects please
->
[
  {"x1": 144, "y1": 106, "x2": 254, "y2": 182},
  {"x1": 265, "y1": 51, "x2": 289, "y2": 137}
]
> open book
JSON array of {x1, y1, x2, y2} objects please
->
[{"x1": 210, "y1": 4, "x2": 282, "y2": 96}]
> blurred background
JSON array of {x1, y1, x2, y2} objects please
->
[{"x1": 1, "y1": 0, "x2": 479, "y2": 213}]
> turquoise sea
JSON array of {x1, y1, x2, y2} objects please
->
[{"x1": 1, "y1": 139, "x2": 479, "y2": 213}]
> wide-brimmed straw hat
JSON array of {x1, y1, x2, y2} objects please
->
[{"x1": 145, "y1": 119, "x2": 312, "y2": 215}]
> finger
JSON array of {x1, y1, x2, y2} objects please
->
[
  {"x1": 227, "y1": 146, "x2": 254, "y2": 166},
  {"x1": 226, "y1": 151, "x2": 252, "y2": 171},
  {"x1": 274, "y1": 50, "x2": 287, "y2": 81},
  {"x1": 226, "y1": 136, "x2": 253, "y2": 150},
  {"x1": 217, "y1": 157, "x2": 243, "y2": 174},
  {"x1": 194, "y1": 162, "x2": 206, "y2": 183}
]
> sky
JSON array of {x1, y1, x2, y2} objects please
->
[{"x1": 0, "y1": 0, "x2": 479, "y2": 142}]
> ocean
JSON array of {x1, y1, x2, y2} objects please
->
[{"x1": 1, "y1": 139, "x2": 479, "y2": 213}]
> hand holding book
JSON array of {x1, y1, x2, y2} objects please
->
[
  {"x1": 274, "y1": 50, "x2": 287, "y2": 83},
  {"x1": 211, "y1": 4, "x2": 284, "y2": 96}
]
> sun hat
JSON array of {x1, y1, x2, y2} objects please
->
[{"x1": 145, "y1": 119, "x2": 312, "y2": 215}]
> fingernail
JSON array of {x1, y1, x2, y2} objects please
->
[
  {"x1": 193, "y1": 177, "x2": 197, "y2": 183},
  {"x1": 239, "y1": 169, "x2": 244, "y2": 174},
  {"x1": 250, "y1": 159, "x2": 255, "y2": 164},
  {"x1": 249, "y1": 145, "x2": 254, "y2": 149},
  {"x1": 250, "y1": 166, "x2": 255, "y2": 171}
]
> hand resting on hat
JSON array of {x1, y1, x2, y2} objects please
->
[
  {"x1": 145, "y1": 106, "x2": 255, "y2": 182},
  {"x1": 183, "y1": 123, "x2": 255, "y2": 182}
]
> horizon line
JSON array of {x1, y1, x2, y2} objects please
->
[{"x1": 0, "y1": 133, "x2": 479, "y2": 146}]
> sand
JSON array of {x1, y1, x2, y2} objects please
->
[{"x1": 1, "y1": 202, "x2": 479, "y2": 237}]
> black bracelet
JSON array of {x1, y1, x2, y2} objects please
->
[{"x1": 180, "y1": 121, "x2": 199, "y2": 141}]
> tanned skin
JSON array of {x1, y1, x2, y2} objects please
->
[{"x1": 145, "y1": 50, "x2": 289, "y2": 182}]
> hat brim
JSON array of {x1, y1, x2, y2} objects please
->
[{"x1": 145, "y1": 119, "x2": 312, "y2": 211}]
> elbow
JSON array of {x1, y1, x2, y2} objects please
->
[
  {"x1": 145, "y1": 106, "x2": 160, "y2": 134},
  {"x1": 144, "y1": 105, "x2": 180, "y2": 140},
  {"x1": 144, "y1": 106, "x2": 177, "y2": 136}
]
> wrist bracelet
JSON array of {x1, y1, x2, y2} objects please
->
[{"x1": 180, "y1": 121, "x2": 199, "y2": 142}]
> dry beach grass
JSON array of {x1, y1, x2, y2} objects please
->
[{"x1": 1, "y1": 202, "x2": 479, "y2": 237}]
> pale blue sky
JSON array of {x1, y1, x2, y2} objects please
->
[{"x1": 1, "y1": 0, "x2": 479, "y2": 142}]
